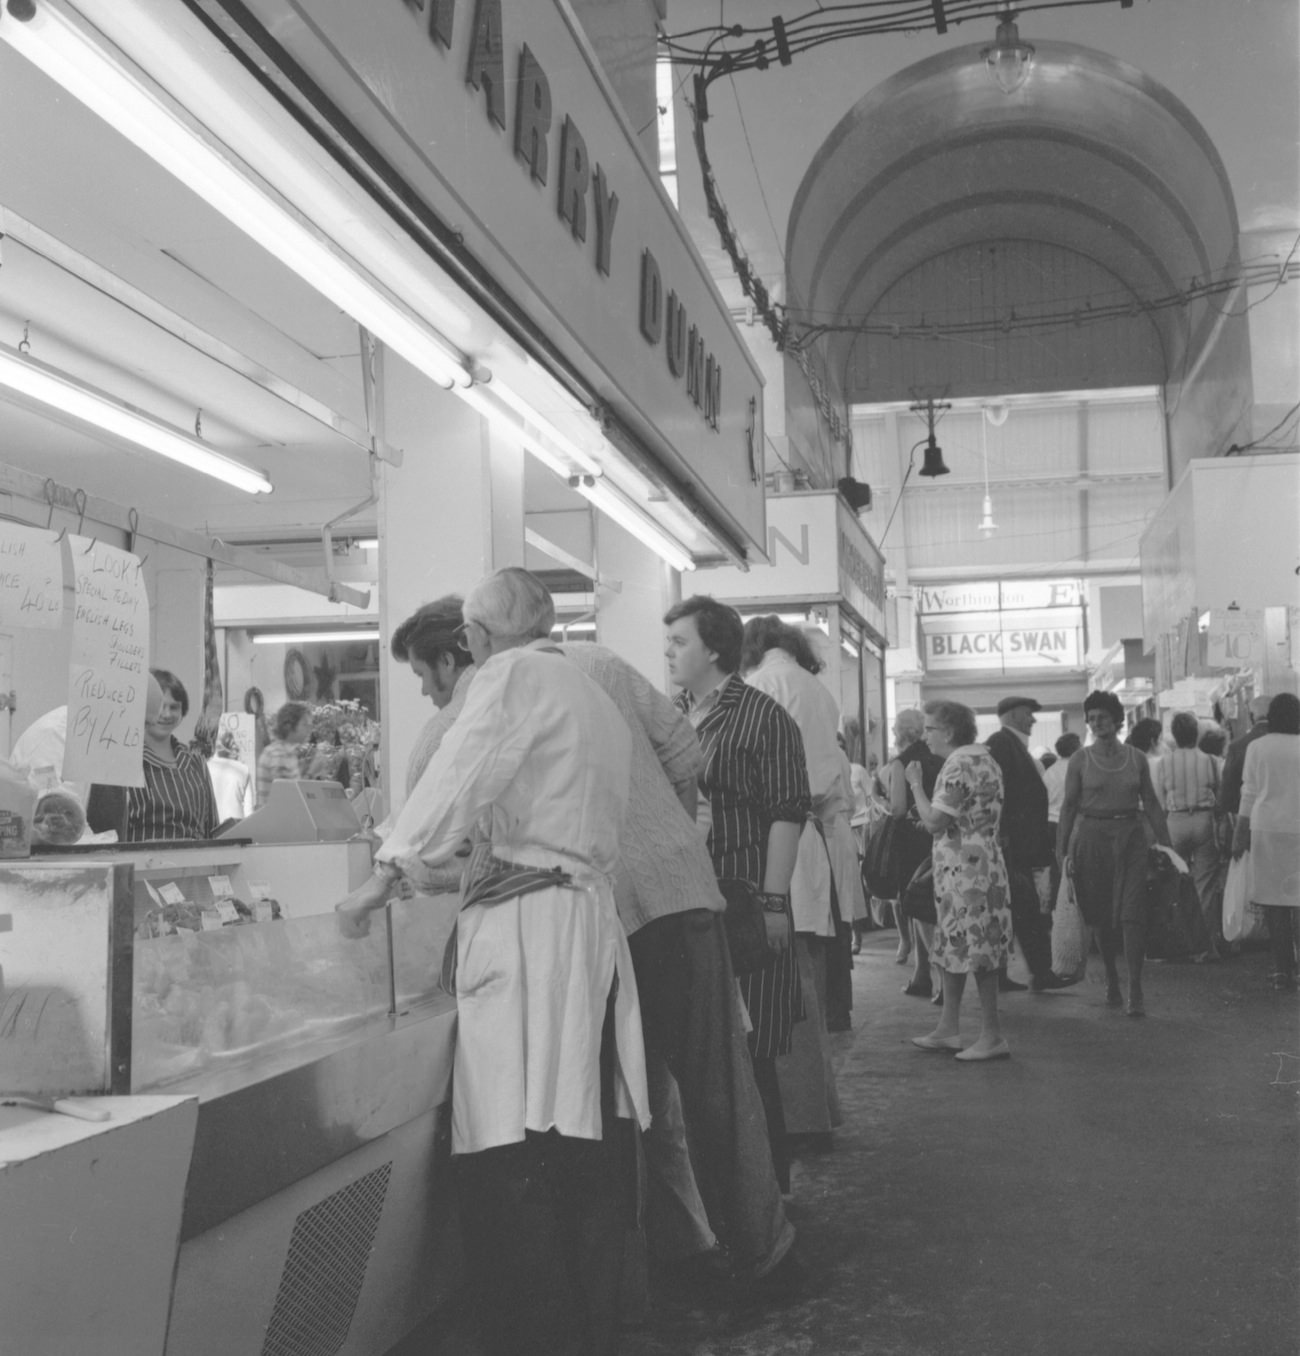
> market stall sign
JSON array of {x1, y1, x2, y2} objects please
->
[
  {"x1": 698, "y1": 493, "x2": 887, "y2": 640},
  {"x1": 229, "y1": 0, "x2": 767, "y2": 551},
  {"x1": 921, "y1": 608, "x2": 1084, "y2": 673},
  {"x1": 64, "y1": 538, "x2": 148, "y2": 787},
  {"x1": 0, "y1": 521, "x2": 64, "y2": 630},
  {"x1": 1205, "y1": 608, "x2": 1266, "y2": 668},
  {"x1": 917, "y1": 579, "x2": 1083, "y2": 615}
]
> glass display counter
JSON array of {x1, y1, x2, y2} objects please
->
[{"x1": 1, "y1": 847, "x2": 463, "y2": 1356}]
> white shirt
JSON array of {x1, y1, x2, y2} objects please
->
[
  {"x1": 745, "y1": 649, "x2": 864, "y2": 933},
  {"x1": 378, "y1": 643, "x2": 648, "y2": 1153},
  {"x1": 207, "y1": 755, "x2": 253, "y2": 820},
  {"x1": 559, "y1": 643, "x2": 722, "y2": 934},
  {"x1": 1042, "y1": 757, "x2": 1070, "y2": 823}
]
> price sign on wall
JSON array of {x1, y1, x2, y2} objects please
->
[
  {"x1": 1206, "y1": 609, "x2": 1265, "y2": 669},
  {"x1": 63, "y1": 537, "x2": 149, "y2": 787},
  {"x1": 0, "y1": 521, "x2": 64, "y2": 630}
]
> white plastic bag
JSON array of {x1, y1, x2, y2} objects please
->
[
  {"x1": 1051, "y1": 872, "x2": 1092, "y2": 979},
  {"x1": 1222, "y1": 853, "x2": 1267, "y2": 943}
]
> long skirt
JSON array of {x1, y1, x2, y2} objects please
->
[{"x1": 1070, "y1": 817, "x2": 1147, "y2": 930}]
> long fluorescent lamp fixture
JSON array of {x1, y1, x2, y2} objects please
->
[
  {"x1": 0, "y1": 344, "x2": 272, "y2": 494},
  {"x1": 252, "y1": 630, "x2": 380, "y2": 644},
  {"x1": 575, "y1": 478, "x2": 695, "y2": 573},
  {"x1": 0, "y1": 3, "x2": 471, "y2": 392}
]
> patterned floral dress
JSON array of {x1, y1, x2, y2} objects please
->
[{"x1": 929, "y1": 745, "x2": 1013, "y2": 974}]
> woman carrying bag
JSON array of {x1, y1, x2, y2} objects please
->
[{"x1": 887, "y1": 709, "x2": 945, "y2": 997}]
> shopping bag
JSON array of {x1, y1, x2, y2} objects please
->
[
  {"x1": 1051, "y1": 873, "x2": 1092, "y2": 978},
  {"x1": 861, "y1": 816, "x2": 903, "y2": 900},
  {"x1": 1222, "y1": 854, "x2": 1267, "y2": 943}
]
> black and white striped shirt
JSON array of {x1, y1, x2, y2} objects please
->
[
  {"x1": 125, "y1": 739, "x2": 219, "y2": 842},
  {"x1": 676, "y1": 673, "x2": 812, "y2": 1059}
]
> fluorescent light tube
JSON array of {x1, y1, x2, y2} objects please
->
[
  {"x1": 252, "y1": 629, "x2": 380, "y2": 644},
  {"x1": 575, "y1": 478, "x2": 695, "y2": 573},
  {"x1": 0, "y1": 3, "x2": 471, "y2": 392},
  {"x1": 0, "y1": 344, "x2": 272, "y2": 494}
]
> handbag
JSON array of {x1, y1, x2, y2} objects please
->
[
  {"x1": 862, "y1": 816, "x2": 904, "y2": 900},
  {"x1": 716, "y1": 877, "x2": 775, "y2": 977},
  {"x1": 1050, "y1": 873, "x2": 1091, "y2": 979},
  {"x1": 899, "y1": 859, "x2": 937, "y2": 926}
]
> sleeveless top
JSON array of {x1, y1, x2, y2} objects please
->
[{"x1": 1077, "y1": 744, "x2": 1143, "y2": 816}]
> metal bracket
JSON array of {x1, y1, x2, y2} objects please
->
[{"x1": 0, "y1": 691, "x2": 17, "y2": 712}]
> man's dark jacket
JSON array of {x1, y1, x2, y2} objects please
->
[{"x1": 985, "y1": 726, "x2": 1054, "y2": 870}]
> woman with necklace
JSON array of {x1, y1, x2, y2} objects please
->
[{"x1": 1057, "y1": 690, "x2": 1171, "y2": 1016}]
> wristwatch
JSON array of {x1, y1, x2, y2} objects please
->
[{"x1": 758, "y1": 891, "x2": 789, "y2": 914}]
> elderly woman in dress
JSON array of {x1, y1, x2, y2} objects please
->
[
  {"x1": 1057, "y1": 690, "x2": 1171, "y2": 1016},
  {"x1": 1233, "y1": 692, "x2": 1300, "y2": 990},
  {"x1": 905, "y1": 700, "x2": 1014, "y2": 1061}
]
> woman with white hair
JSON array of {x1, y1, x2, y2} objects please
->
[{"x1": 335, "y1": 566, "x2": 648, "y2": 1356}]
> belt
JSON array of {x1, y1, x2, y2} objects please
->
[
  {"x1": 1168, "y1": 806, "x2": 1214, "y2": 814},
  {"x1": 1081, "y1": 811, "x2": 1138, "y2": 820}
]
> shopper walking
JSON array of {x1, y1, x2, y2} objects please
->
[
  {"x1": 986, "y1": 695, "x2": 1074, "y2": 991},
  {"x1": 1057, "y1": 690, "x2": 1171, "y2": 1016},
  {"x1": 1157, "y1": 710, "x2": 1224, "y2": 957},
  {"x1": 1233, "y1": 692, "x2": 1300, "y2": 989}
]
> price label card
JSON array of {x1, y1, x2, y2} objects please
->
[
  {"x1": 208, "y1": 875, "x2": 234, "y2": 898},
  {"x1": 213, "y1": 897, "x2": 240, "y2": 924},
  {"x1": 253, "y1": 901, "x2": 276, "y2": 924},
  {"x1": 200, "y1": 910, "x2": 225, "y2": 931},
  {"x1": 158, "y1": 881, "x2": 187, "y2": 906},
  {"x1": 248, "y1": 881, "x2": 273, "y2": 902},
  {"x1": 143, "y1": 879, "x2": 166, "y2": 908}
]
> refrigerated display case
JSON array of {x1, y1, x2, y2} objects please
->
[{"x1": 1, "y1": 846, "x2": 461, "y2": 1356}]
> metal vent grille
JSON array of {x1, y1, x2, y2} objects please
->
[{"x1": 260, "y1": 1161, "x2": 393, "y2": 1356}]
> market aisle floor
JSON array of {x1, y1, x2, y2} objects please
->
[{"x1": 399, "y1": 931, "x2": 1300, "y2": 1356}]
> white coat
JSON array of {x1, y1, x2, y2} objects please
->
[
  {"x1": 746, "y1": 650, "x2": 866, "y2": 935},
  {"x1": 378, "y1": 644, "x2": 650, "y2": 1154}
]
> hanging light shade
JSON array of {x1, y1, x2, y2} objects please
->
[
  {"x1": 982, "y1": 11, "x2": 1034, "y2": 95},
  {"x1": 918, "y1": 435, "x2": 950, "y2": 478},
  {"x1": 977, "y1": 492, "x2": 998, "y2": 535}
]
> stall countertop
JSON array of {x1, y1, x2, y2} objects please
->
[{"x1": 0, "y1": 1095, "x2": 197, "y2": 1166}]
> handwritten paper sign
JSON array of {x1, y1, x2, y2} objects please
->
[
  {"x1": 0, "y1": 521, "x2": 64, "y2": 630},
  {"x1": 63, "y1": 537, "x2": 149, "y2": 787},
  {"x1": 1206, "y1": 609, "x2": 1265, "y2": 669}
]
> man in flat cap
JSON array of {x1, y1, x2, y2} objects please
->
[{"x1": 986, "y1": 696, "x2": 1073, "y2": 991}]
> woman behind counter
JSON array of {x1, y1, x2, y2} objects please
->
[{"x1": 86, "y1": 669, "x2": 219, "y2": 842}]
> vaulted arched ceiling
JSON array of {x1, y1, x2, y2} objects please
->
[{"x1": 786, "y1": 41, "x2": 1243, "y2": 404}]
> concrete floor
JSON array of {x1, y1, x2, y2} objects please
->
[{"x1": 398, "y1": 931, "x2": 1300, "y2": 1356}]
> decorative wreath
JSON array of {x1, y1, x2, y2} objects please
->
[{"x1": 284, "y1": 648, "x2": 310, "y2": 700}]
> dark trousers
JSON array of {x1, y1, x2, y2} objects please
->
[
  {"x1": 1008, "y1": 864, "x2": 1053, "y2": 980},
  {"x1": 1264, "y1": 906, "x2": 1298, "y2": 979},
  {"x1": 628, "y1": 910, "x2": 790, "y2": 1272},
  {"x1": 455, "y1": 990, "x2": 634, "y2": 1356}
]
